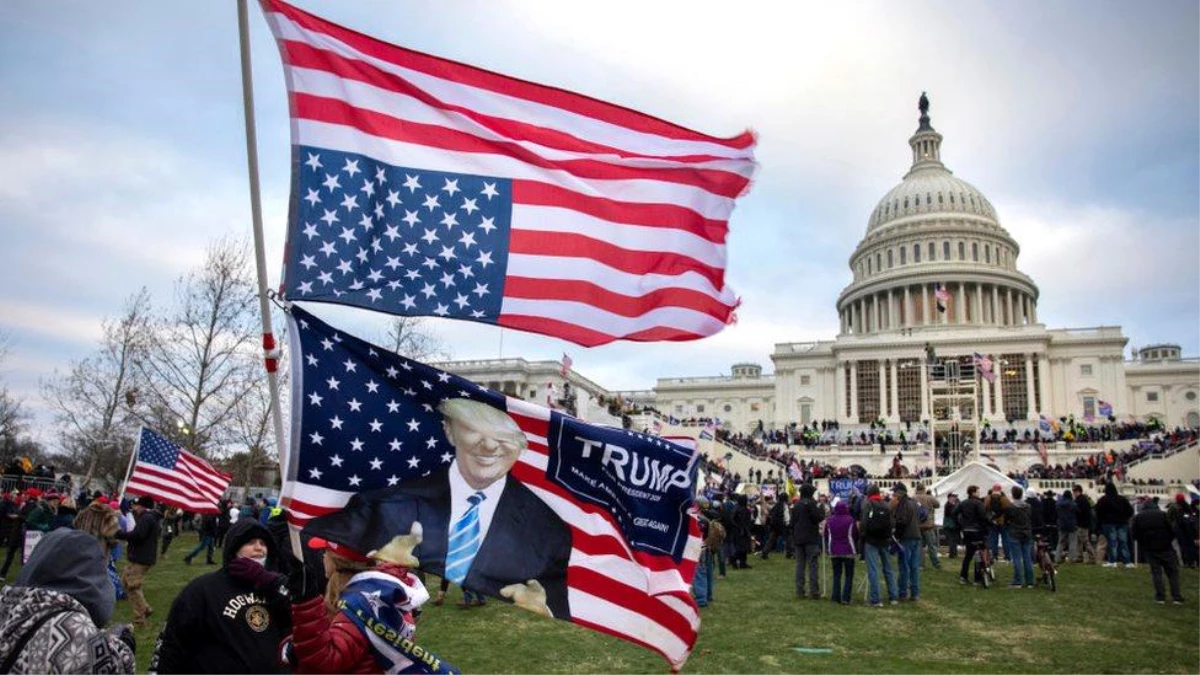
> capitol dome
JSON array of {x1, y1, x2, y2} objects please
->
[{"x1": 836, "y1": 94, "x2": 1040, "y2": 336}]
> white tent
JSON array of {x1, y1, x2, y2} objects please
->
[{"x1": 927, "y1": 462, "x2": 1023, "y2": 526}]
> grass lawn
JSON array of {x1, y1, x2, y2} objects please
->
[{"x1": 6, "y1": 538, "x2": 1198, "y2": 673}]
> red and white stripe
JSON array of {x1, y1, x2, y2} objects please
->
[
  {"x1": 126, "y1": 450, "x2": 231, "y2": 515},
  {"x1": 261, "y1": 0, "x2": 757, "y2": 347},
  {"x1": 503, "y1": 397, "x2": 701, "y2": 669}
]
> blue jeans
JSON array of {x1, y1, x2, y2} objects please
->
[
  {"x1": 830, "y1": 557, "x2": 854, "y2": 604},
  {"x1": 988, "y1": 525, "x2": 1010, "y2": 561},
  {"x1": 185, "y1": 535, "x2": 215, "y2": 562},
  {"x1": 864, "y1": 543, "x2": 896, "y2": 605},
  {"x1": 1103, "y1": 524, "x2": 1131, "y2": 564},
  {"x1": 897, "y1": 539, "x2": 921, "y2": 599},
  {"x1": 1010, "y1": 538, "x2": 1034, "y2": 585},
  {"x1": 693, "y1": 549, "x2": 713, "y2": 606}
]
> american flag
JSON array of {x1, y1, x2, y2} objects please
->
[
  {"x1": 282, "y1": 306, "x2": 701, "y2": 667},
  {"x1": 934, "y1": 282, "x2": 951, "y2": 313},
  {"x1": 972, "y1": 352, "x2": 996, "y2": 383},
  {"x1": 260, "y1": 0, "x2": 757, "y2": 347},
  {"x1": 124, "y1": 427, "x2": 231, "y2": 515},
  {"x1": 1098, "y1": 400, "x2": 1113, "y2": 418}
]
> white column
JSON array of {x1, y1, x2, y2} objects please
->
[
  {"x1": 887, "y1": 289, "x2": 895, "y2": 330},
  {"x1": 835, "y1": 362, "x2": 846, "y2": 421},
  {"x1": 873, "y1": 294, "x2": 881, "y2": 333},
  {"x1": 995, "y1": 358, "x2": 1006, "y2": 420},
  {"x1": 878, "y1": 360, "x2": 886, "y2": 420},
  {"x1": 1037, "y1": 353, "x2": 1050, "y2": 415},
  {"x1": 849, "y1": 361, "x2": 859, "y2": 421},
  {"x1": 974, "y1": 282, "x2": 983, "y2": 324},
  {"x1": 889, "y1": 360, "x2": 899, "y2": 422},
  {"x1": 982, "y1": 372, "x2": 992, "y2": 418},
  {"x1": 1031, "y1": 298, "x2": 1038, "y2": 324},
  {"x1": 957, "y1": 282, "x2": 966, "y2": 324},
  {"x1": 1006, "y1": 289, "x2": 1014, "y2": 326},
  {"x1": 919, "y1": 358, "x2": 929, "y2": 421},
  {"x1": 904, "y1": 285, "x2": 912, "y2": 328},
  {"x1": 1025, "y1": 353, "x2": 1036, "y2": 420},
  {"x1": 992, "y1": 285, "x2": 1000, "y2": 325},
  {"x1": 922, "y1": 284, "x2": 931, "y2": 325}
]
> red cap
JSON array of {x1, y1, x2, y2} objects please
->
[
  {"x1": 307, "y1": 536, "x2": 371, "y2": 563},
  {"x1": 25, "y1": 488, "x2": 41, "y2": 499},
  {"x1": 991, "y1": 483, "x2": 1002, "y2": 492}
]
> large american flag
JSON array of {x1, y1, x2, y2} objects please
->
[
  {"x1": 260, "y1": 0, "x2": 757, "y2": 347},
  {"x1": 124, "y1": 427, "x2": 231, "y2": 515},
  {"x1": 282, "y1": 306, "x2": 701, "y2": 668}
]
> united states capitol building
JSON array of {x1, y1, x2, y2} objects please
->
[{"x1": 443, "y1": 96, "x2": 1199, "y2": 487}]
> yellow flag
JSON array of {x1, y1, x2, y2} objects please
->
[{"x1": 785, "y1": 476, "x2": 798, "y2": 501}]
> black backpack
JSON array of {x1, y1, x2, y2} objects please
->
[{"x1": 863, "y1": 501, "x2": 891, "y2": 539}]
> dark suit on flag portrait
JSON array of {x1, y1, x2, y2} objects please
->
[{"x1": 304, "y1": 397, "x2": 572, "y2": 619}]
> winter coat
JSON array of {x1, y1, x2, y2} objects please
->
[
  {"x1": 823, "y1": 501, "x2": 858, "y2": 557},
  {"x1": 1074, "y1": 493, "x2": 1094, "y2": 530},
  {"x1": 955, "y1": 496, "x2": 990, "y2": 534},
  {"x1": 1005, "y1": 500, "x2": 1033, "y2": 542},
  {"x1": 150, "y1": 519, "x2": 292, "y2": 674},
  {"x1": 790, "y1": 489, "x2": 825, "y2": 546},
  {"x1": 0, "y1": 529, "x2": 134, "y2": 674},
  {"x1": 116, "y1": 507, "x2": 162, "y2": 565},
  {"x1": 1056, "y1": 495, "x2": 1078, "y2": 533},
  {"x1": 942, "y1": 501, "x2": 960, "y2": 530},
  {"x1": 1130, "y1": 504, "x2": 1176, "y2": 553},
  {"x1": 1095, "y1": 484, "x2": 1135, "y2": 527},
  {"x1": 890, "y1": 494, "x2": 921, "y2": 540},
  {"x1": 915, "y1": 492, "x2": 940, "y2": 532},
  {"x1": 289, "y1": 566, "x2": 421, "y2": 675}
]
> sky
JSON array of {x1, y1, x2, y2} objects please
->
[{"x1": 2, "y1": 0, "x2": 1197, "y2": 447}]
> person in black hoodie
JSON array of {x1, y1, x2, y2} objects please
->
[
  {"x1": 956, "y1": 485, "x2": 990, "y2": 585},
  {"x1": 115, "y1": 495, "x2": 162, "y2": 627},
  {"x1": 1095, "y1": 482, "x2": 1135, "y2": 567},
  {"x1": 150, "y1": 518, "x2": 293, "y2": 674},
  {"x1": 1129, "y1": 499, "x2": 1185, "y2": 605}
]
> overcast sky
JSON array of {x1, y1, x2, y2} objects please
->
[{"x1": 2, "y1": 0, "x2": 1197, "y2": 446}]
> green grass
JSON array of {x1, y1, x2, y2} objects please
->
[{"x1": 7, "y1": 539, "x2": 1198, "y2": 673}]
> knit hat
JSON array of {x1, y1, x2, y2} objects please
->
[
  {"x1": 135, "y1": 495, "x2": 155, "y2": 509},
  {"x1": 893, "y1": 482, "x2": 908, "y2": 494}
]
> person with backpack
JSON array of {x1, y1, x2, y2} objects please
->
[
  {"x1": 956, "y1": 485, "x2": 990, "y2": 585},
  {"x1": 859, "y1": 484, "x2": 897, "y2": 606},
  {"x1": 790, "y1": 483, "x2": 825, "y2": 599},
  {"x1": 915, "y1": 484, "x2": 942, "y2": 570},
  {"x1": 890, "y1": 483, "x2": 922, "y2": 602},
  {"x1": 983, "y1": 484, "x2": 1011, "y2": 563},
  {"x1": 1166, "y1": 493, "x2": 1198, "y2": 568},
  {"x1": 761, "y1": 496, "x2": 790, "y2": 560}
]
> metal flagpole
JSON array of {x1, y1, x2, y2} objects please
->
[
  {"x1": 236, "y1": 0, "x2": 288, "y2": 468},
  {"x1": 116, "y1": 427, "x2": 145, "y2": 504}
]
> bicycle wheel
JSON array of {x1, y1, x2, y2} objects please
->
[
  {"x1": 1047, "y1": 568, "x2": 1056, "y2": 592},
  {"x1": 979, "y1": 563, "x2": 992, "y2": 589}
]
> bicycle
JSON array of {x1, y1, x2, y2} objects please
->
[
  {"x1": 1034, "y1": 534, "x2": 1057, "y2": 592},
  {"x1": 976, "y1": 545, "x2": 995, "y2": 589}
]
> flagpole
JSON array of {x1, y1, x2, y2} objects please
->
[
  {"x1": 116, "y1": 427, "x2": 145, "y2": 504},
  {"x1": 237, "y1": 0, "x2": 288, "y2": 468}
]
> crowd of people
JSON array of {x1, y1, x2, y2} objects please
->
[
  {"x1": 0, "y1": 485, "x2": 443, "y2": 674},
  {"x1": 691, "y1": 477, "x2": 1198, "y2": 612}
]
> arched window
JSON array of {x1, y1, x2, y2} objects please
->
[
  {"x1": 913, "y1": 244, "x2": 921, "y2": 262},
  {"x1": 876, "y1": 253, "x2": 882, "y2": 271},
  {"x1": 958, "y1": 241, "x2": 965, "y2": 259},
  {"x1": 944, "y1": 241, "x2": 951, "y2": 259},
  {"x1": 900, "y1": 246, "x2": 907, "y2": 264},
  {"x1": 887, "y1": 249, "x2": 894, "y2": 268},
  {"x1": 928, "y1": 242, "x2": 935, "y2": 260},
  {"x1": 972, "y1": 242, "x2": 979, "y2": 261},
  {"x1": 985, "y1": 245, "x2": 991, "y2": 263}
]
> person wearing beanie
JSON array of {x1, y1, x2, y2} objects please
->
[
  {"x1": 114, "y1": 495, "x2": 162, "y2": 627},
  {"x1": 790, "y1": 483, "x2": 825, "y2": 599},
  {"x1": 890, "y1": 482, "x2": 922, "y2": 601},
  {"x1": 152, "y1": 518, "x2": 293, "y2": 673}
]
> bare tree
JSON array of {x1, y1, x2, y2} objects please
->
[
  {"x1": 0, "y1": 331, "x2": 43, "y2": 466},
  {"x1": 381, "y1": 316, "x2": 450, "y2": 362},
  {"x1": 41, "y1": 289, "x2": 153, "y2": 487},
  {"x1": 136, "y1": 235, "x2": 262, "y2": 459}
]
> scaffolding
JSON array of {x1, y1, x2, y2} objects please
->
[{"x1": 927, "y1": 358, "x2": 980, "y2": 475}]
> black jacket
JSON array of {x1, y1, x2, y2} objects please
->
[
  {"x1": 955, "y1": 496, "x2": 989, "y2": 533},
  {"x1": 117, "y1": 507, "x2": 163, "y2": 565},
  {"x1": 1130, "y1": 505, "x2": 1176, "y2": 553},
  {"x1": 790, "y1": 497, "x2": 825, "y2": 546},
  {"x1": 1074, "y1": 493, "x2": 1094, "y2": 529},
  {"x1": 150, "y1": 519, "x2": 292, "y2": 674},
  {"x1": 1095, "y1": 485, "x2": 1134, "y2": 527}
]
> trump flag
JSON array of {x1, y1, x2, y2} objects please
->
[
  {"x1": 282, "y1": 306, "x2": 702, "y2": 668},
  {"x1": 260, "y1": 0, "x2": 757, "y2": 347}
]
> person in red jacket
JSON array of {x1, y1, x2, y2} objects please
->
[{"x1": 288, "y1": 536, "x2": 446, "y2": 674}]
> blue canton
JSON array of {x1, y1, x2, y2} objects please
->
[
  {"x1": 283, "y1": 146, "x2": 512, "y2": 323},
  {"x1": 138, "y1": 427, "x2": 182, "y2": 469},
  {"x1": 290, "y1": 306, "x2": 505, "y2": 492}
]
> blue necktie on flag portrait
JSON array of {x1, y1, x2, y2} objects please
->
[{"x1": 281, "y1": 305, "x2": 703, "y2": 668}]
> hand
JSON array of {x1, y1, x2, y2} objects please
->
[
  {"x1": 286, "y1": 557, "x2": 325, "y2": 602},
  {"x1": 227, "y1": 556, "x2": 283, "y2": 592},
  {"x1": 499, "y1": 579, "x2": 552, "y2": 618},
  {"x1": 369, "y1": 521, "x2": 423, "y2": 567}
]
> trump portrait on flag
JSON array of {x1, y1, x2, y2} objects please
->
[{"x1": 304, "y1": 398, "x2": 572, "y2": 619}]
